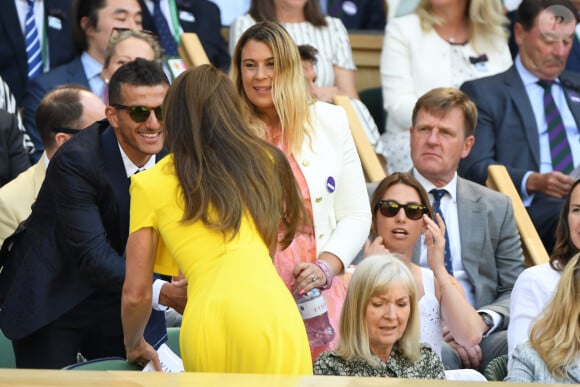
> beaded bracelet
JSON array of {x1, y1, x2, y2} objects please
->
[{"x1": 314, "y1": 259, "x2": 333, "y2": 290}]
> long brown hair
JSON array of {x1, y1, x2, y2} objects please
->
[
  {"x1": 551, "y1": 179, "x2": 580, "y2": 270},
  {"x1": 163, "y1": 64, "x2": 305, "y2": 248}
]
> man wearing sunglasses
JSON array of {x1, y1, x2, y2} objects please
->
[
  {"x1": 409, "y1": 87, "x2": 525, "y2": 373},
  {"x1": 0, "y1": 85, "x2": 105, "y2": 246},
  {"x1": 0, "y1": 59, "x2": 185, "y2": 369}
]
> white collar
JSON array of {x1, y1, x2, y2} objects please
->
[
  {"x1": 117, "y1": 143, "x2": 156, "y2": 178},
  {"x1": 412, "y1": 168, "x2": 458, "y2": 203}
]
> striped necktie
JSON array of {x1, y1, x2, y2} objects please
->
[
  {"x1": 25, "y1": 0, "x2": 42, "y2": 79},
  {"x1": 537, "y1": 80, "x2": 574, "y2": 174},
  {"x1": 152, "y1": 0, "x2": 178, "y2": 57},
  {"x1": 430, "y1": 189, "x2": 453, "y2": 276}
]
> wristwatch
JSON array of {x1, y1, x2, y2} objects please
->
[{"x1": 479, "y1": 312, "x2": 494, "y2": 333}]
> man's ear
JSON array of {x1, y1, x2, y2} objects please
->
[
  {"x1": 461, "y1": 135, "x2": 475, "y2": 159},
  {"x1": 106, "y1": 105, "x2": 118, "y2": 128}
]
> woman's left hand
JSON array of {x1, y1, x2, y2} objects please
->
[
  {"x1": 126, "y1": 337, "x2": 161, "y2": 371},
  {"x1": 292, "y1": 261, "x2": 327, "y2": 295},
  {"x1": 424, "y1": 213, "x2": 447, "y2": 274}
]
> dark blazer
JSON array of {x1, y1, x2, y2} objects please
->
[
  {"x1": 0, "y1": 0, "x2": 75, "y2": 105},
  {"x1": 328, "y1": 0, "x2": 386, "y2": 31},
  {"x1": 458, "y1": 66, "x2": 580, "y2": 190},
  {"x1": 412, "y1": 177, "x2": 525, "y2": 326},
  {"x1": 458, "y1": 65, "x2": 580, "y2": 253},
  {"x1": 0, "y1": 110, "x2": 30, "y2": 187},
  {"x1": 21, "y1": 56, "x2": 89, "y2": 163},
  {"x1": 0, "y1": 120, "x2": 166, "y2": 347},
  {"x1": 138, "y1": 0, "x2": 230, "y2": 71},
  {"x1": 566, "y1": 35, "x2": 580, "y2": 73}
]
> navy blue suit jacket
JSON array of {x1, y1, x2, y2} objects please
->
[
  {"x1": 21, "y1": 56, "x2": 89, "y2": 163},
  {"x1": 0, "y1": 0, "x2": 74, "y2": 105},
  {"x1": 458, "y1": 66, "x2": 580, "y2": 252},
  {"x1": 328, "y1": 0, "x2": 386, "y2": 30},
  {"x1": 138, "y1": 0, "x2": 230, "y2": 71},
  {"x1": 566, "y1": 35, "x2": 580, "y2": 73},
  {"x1": 0, "y1": 120, "x2": 167, "y2": 347}
]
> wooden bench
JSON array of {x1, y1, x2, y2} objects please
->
[
  {"x1": 485, "y1": 165, "x2": 549, "y2": 267},
  {"x1": 333, "y1": 95, "x2": 386, "y2": 183}
]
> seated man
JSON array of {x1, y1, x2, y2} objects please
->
[
  {"x1": 0, "y1": 109, "x2": 30, "y2": 188},
  {"x1": 459, "y1": 0, "x2": 580, "y2": 254},
  {"x1": 0, "y1": 85, "x2": 105, "y2": 246},
  {"x1": 410, "y1": 87, "x2": 525, "y2": 372},
  {"x1": 0, "y1": 59, "x2": 185, "y2": 369}
]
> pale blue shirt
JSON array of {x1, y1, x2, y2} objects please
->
[
  {"x1": 515, "y1": 55, "x2": 580, "y2": 205},
  {"x1": 80, "y1": 51, "x2": 106, "y2": 101}
]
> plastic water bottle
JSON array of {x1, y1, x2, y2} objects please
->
[{"x1": 295, "y1": 288, "x2": 335, "y2": 360}]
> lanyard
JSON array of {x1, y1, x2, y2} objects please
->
[
  {"x1": 42, "y1": 20, "x2": 48, "y2": 71},
  {"x1": 167, "y1": 0, "x2": 181, "y2": 46}
]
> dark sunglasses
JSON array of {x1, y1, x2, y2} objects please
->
[
  {"x1": 50, "y1": 127, "x2": 81, "y2": 135},
  {"x1": 375, "y1": 200, "x2": 428, "y2": 220},
  {"x1": 111, "y1": 104, "x2": 162, "y2": 123}
]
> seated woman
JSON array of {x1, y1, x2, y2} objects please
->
[
  {"x1": 101, "y1": 29, "x2": 163, "y2": 103},
  {"x1": 314, "y1": 253, "x2": 445, "y2": 378},
  {"x1": 364, "y1": 173, "x2": 484, "y2": 358},
  {"x1": 506, "y1": 252, "x2": 580, "y2": 383},
  {"x1": 229, "y1": 0, "x2": 359, "y2": 102},
  {"x1": 508, "y1": 179, "x2": 580, "y2": 366}
]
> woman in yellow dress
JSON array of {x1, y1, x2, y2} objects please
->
[{"x1": 121, "y1": 64, "x2": 312, "y2": 374}]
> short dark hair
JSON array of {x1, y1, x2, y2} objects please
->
[
  {"x1": 108, "y1": 58, "x2": 169, "y2": 104},
  {"x1": 297, "y1": 44, "x2": 318, "y2": 64},
  {"x1": 72, "y1": 0, "x2": 107, "y2": 55},
  {"x1": 516, "y1": 0, "x2": 578, "y2": 31},
  {"x1": 36, "y1": 85, "x2": 89, "y2": 149}
]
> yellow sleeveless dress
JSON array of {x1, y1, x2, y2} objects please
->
[{"x1": 129, "y1": 156, "x2": 312, "y2": 374}]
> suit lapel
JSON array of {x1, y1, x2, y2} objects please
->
[
  {"x1": 504, "y1": 66, "x2": 541, "y2": 167},
  {"x1": 101, "y1": 126, "x2": 131, "y2": 249},
  {"x1": 560, "y1": 72, "x2": 580, "y2": 130},
  {"x1": 0, "y1": 3, "x2": 27, "y2": 73},
  {"x1": 456, "y1": 178, "x2": 484, "y2": 282}
]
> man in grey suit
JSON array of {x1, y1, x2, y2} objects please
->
[
  {"x1": 459, "y1": 0, "x2": 580, "y2": 254},
  {"x1": 410, "y1": 87, "x2": 525, "y2": 372}
]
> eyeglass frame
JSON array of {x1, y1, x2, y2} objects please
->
[
  {"x1": 374, "y1": 199, "x2": 428, "y2": 220},
  {"x1": 110, "y1": 104, "x2": 163, "y2": 123}
]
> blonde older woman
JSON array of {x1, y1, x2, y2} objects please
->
[
  {"x1": 314, "y1": 254, "x2": 445, "y2": 378},
  {"x1": 380, "y1": 0, "x2": 512, "y2": 173}
]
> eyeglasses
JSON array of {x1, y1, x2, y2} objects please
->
[
  {"x1": 111, "y1": 104, "x2": 162, "y2": 123},
  {"x1": 375, "y1": 200, "x2": 428, "y2": 220},
  {"x1": 50, "y1": 127, "x2": 82, "y2": 135}
]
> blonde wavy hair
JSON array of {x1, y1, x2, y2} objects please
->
[
  {"x1": 529, "y1": 252, "x2": 580, "y2": 380},
  {"x1": 335, "y1": 254, "x2": 421, "y2": 367},
  {"x1": 230, "y1": 21, "x2": 314, "y2": 155},
  {"x1": 416, "y1": 0, "x2": 509, "y2": 55}
]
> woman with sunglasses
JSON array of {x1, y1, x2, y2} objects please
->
[{"x1": 365, "y1": 173, "x2": 483, "y2": 361}]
